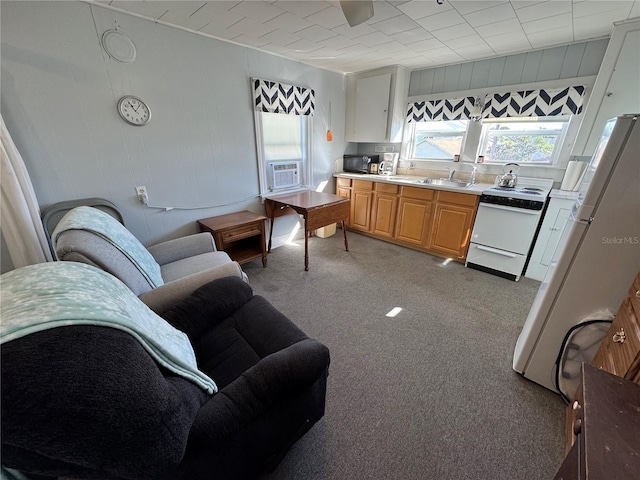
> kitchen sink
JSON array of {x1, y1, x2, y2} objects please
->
[{"x1": 414, "y1": 178, "x2": 471, "y2": 187}]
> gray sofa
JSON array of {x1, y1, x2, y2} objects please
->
[{"x1": 51, "y1": 206, "x2": 247, "y2": 314}]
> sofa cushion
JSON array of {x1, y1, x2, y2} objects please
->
[{"x1": 162, "y1": 277, "x2": 309, "y2": 389}]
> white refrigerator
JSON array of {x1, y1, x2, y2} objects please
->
[{"x1": 513, "y1": 114, "x2": 640, "y2": 392}]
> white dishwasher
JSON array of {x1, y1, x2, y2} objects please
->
[{"x1": 466, "y1": 178, "x2": 553, "y2": 281}]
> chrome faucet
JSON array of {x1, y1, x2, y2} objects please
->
[
  {"x1": 447, "y1": 168, "x2": 456, "y2": 180},
  {"x1": 469, "y1": 166, "x2": 478, "y2": 185}
]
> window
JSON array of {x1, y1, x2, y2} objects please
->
[
  {"x1": 478, "y1": 117, "x2": 569, "y2": 164},
  {"x1": 255, "y1": 111, "x2": 310, "y2": 193},
  {"x1": 409, "y1": 120, "x2": 468, "y2": 160}
]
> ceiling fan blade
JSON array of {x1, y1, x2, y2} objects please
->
[{"x1": 339, "y1": 0, "x2": 374, "y2": 27}]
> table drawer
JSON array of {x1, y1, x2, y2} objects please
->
[{"x1": 222, "y1": 224, "x2": 261, "y2": 242}]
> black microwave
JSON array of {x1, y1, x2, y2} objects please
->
[{"x1": 343, "y1": 154, "x2": 379, "y2": 174}]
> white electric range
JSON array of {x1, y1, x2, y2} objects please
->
[{"x1": 466, "y1": 177, "x2": 554, "y2": 281}]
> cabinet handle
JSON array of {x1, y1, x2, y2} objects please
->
[
  {"x1": 613, "y1": 328, "x2": 626, "y2": 344},
  {"x1": 635, "y1": 289, "x2": 640, "y2": 299}
]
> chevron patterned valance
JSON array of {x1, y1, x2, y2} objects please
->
[
  {"x1": 482, "y1": 86, "x2": 586, "y2": 119},
  {"x1": 253, "y1": 78, "x2": 315, "y2": 116},
  {"x1": 406, "y1": 96, "x2": 476, "y2": 123}
]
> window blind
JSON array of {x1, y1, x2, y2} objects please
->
[
  {"x1": 406, "y1": 96, "x2": 476, "y2": 123},
  {"x1": 253, "y1": 78, "x2": 315, "y2": 116},
  {"x1": 481, "y1": 86, "x2": 586, "y2": 118}
]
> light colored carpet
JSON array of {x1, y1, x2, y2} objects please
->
[{"x1": 244, "y1": 231, "x2": 565, "y2": 480}]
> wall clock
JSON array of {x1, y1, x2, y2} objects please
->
[{"x1": 117, "y1": 96, "x2": 151, "y2": 126}]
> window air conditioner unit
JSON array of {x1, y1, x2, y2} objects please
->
[{"x1": 267, "y1": 161, "x2": 300, "y2": 191}]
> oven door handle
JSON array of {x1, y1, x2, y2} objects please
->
[
  {"x1": 479, "y1": 203, "x2": 540, "y2": 215},
  {"x1": 476, "y1": 245, "x2": 517, "y2": 258}
]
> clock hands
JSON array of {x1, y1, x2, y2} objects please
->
[{"x1": 127, "y1": 100, "x2": 140, "y2": 113}]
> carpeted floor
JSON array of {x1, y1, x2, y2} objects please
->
[{"x1": 243, "y1": 231, "x2": 566, "y2": 480}]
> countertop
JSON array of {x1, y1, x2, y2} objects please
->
[{"x1": 334, "y1": 172, "x2": 492, "y2": 196}]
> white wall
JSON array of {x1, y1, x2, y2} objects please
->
[{"x1": 1, "y1": 1, "x2": 347, "y2": 255}]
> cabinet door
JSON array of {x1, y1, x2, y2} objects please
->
[
  {"x1": 350, "y1": 190, "x2": 372, "y2": 231},
  {"x1": 540, "y1": 206, "x2": 573, "y2": 266},
  {"x1": 429, "y1": 203, "x2": 475, "y2": 259},
  {"x1": 353, "y1": 74, "x2": 391, "y2": 142},
  {"x1": 395, "y1": 198, "x2": 432, "y2": 246},
  {"x1": 371, "y1": 194, "x2": 398, "y2": 238}
]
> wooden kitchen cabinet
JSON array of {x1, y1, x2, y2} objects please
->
[
  {"x1": 395, "y1": 186, "x2": 434, "y2": 247},
  {"x1": 349, "y1": 180, "x2": 373, "y2": 232},
  {"x1": 429, "y1": 191, "x2": 478, "y2": 260},
  {"x1": 334, "y1": 177, "x2": 479, "y2": 262},
  {"x1": 371, "y1": 183, "x2": 399, "y2": 238}
]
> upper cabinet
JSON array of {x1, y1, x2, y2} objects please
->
[
  {"x1": 572, "y1": 20, "x2": 640, "y2": 156},
  {"x1": 345, "y1": 66, "x2": 409, "y2": 143}
]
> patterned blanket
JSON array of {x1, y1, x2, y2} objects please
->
[{"x1": 0, "y1": 262, "x2": 217, "y2": 394}]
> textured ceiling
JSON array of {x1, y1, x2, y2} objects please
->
[{"x1": 93, "y1": 0, "x2": 640, "y2": 73}]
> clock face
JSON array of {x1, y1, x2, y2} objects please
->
[{"x1": 117, "y1": 96, "x2": 151, "y2": 126}]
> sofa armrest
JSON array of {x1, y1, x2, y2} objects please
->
[
  {"x1": 189, "y1": 338, "x2": 330, "y2": 445},
  {"x1": 148, "y1": 233, "x2": 217, "y2": 266},
  {"x1": 140, "y1": 262, "x2": 245, "y2": 316}
]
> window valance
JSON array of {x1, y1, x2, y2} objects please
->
[
  {"x1": 406, "y1": 96, "x2": 476, "y2": 123},
  {"x1": 253, "y1": 78, "x2": 315, "y2": 116},
  {"x1": 482, "y1": 86, "x2": 586, "y2": 119},
  {"x1": 406, "y1": 86, "x2": 586, "y2": 123}
]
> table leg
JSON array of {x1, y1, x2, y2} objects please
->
[
  {"x1": 268, "y1": 208, "x2": 275, "y2": 253},
  {"x1": 342, "y1": 220, "x2": 349, "y2": 251},
  {"x1": 304, "y1": 224, "x2": 309, "y2": 271}
]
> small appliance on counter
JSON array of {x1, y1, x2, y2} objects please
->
[
  {"x1": 342, "y1": 154, "x2": 379, "y2": 174},
  {"x1": 377, "y1": 152, "x2": 399, "y2": 176}
]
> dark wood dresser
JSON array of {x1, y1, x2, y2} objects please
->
[
  {"x1": 554, "y1": 364, "x2": 640, "y2": 480},
  {"x1": 555, "y1": 271, "x2": 640, "y2": 479}
]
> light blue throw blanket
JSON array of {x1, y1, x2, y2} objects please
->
[
  {"x1": 0, "y1": 262, "x2": 217, "y2": 394},
  {"x1": 51, "y1": 206, "x2": 164, "y2": 288}
]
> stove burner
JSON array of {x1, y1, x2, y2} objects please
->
[{"x1": 522, "y1": 187, "x2": 543, "y2": 192}]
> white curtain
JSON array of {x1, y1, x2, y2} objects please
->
[{"x1": 0, "y1": 115, "x2": 53, "y2": 268}]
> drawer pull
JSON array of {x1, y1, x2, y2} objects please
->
[
  {"x1": 612, "y1": 328, "x2": 626, "y2": 344},
  {"x1": 636, "y1": 289, "x2": 640, "y2": 299},
  {"x1": 573, "y1": 419, "x2": 582, "y2": 436}
]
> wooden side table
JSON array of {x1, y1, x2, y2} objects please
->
[{"x1": 197, "y1": 210, "x2": 267, "y2": 267}]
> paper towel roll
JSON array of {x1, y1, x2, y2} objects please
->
[{"x1": 560, "y1": 161, "x2": 586, "y2": 191}]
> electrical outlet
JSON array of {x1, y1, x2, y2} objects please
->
[{"x1": 135, "y1": 186, "x2": 148, "y2": 204}]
